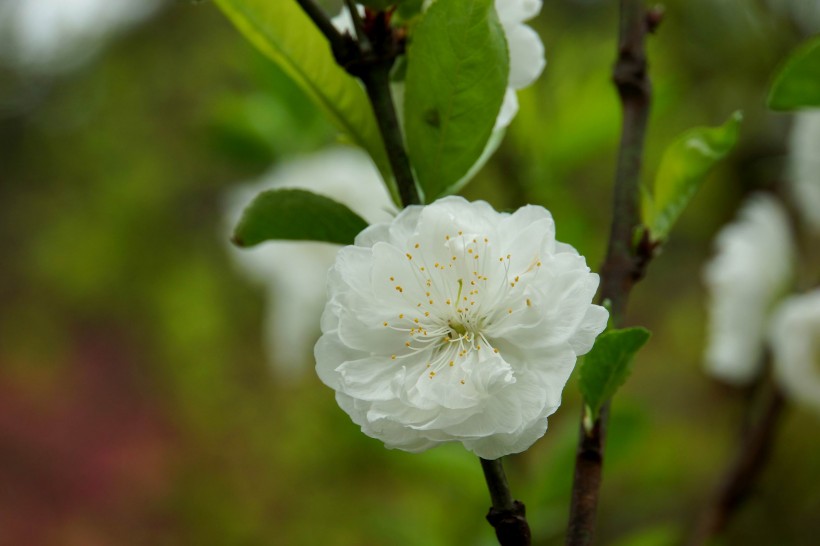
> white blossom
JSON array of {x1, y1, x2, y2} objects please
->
[
  {"x1": 703, "y1": 194, "x2": 795, "y2": 385},
  {"x1": 769, "y1": 289, "x2": 820, "y2": 414},
  {"x1": 788, "y1": 110, "x2": 820, "y2": 234},
  {"x1": 0, "y1": 0, "x2": 162, "y2": 72},
  {"x1": 316, "y1": 196, "x2": 608, "y2": 459},
  {"x1": 224, "y1": 147, "x2": 395, "y2": 376}
]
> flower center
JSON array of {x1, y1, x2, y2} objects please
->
[{"x1": 381, "y1": 231, "x2": 543, "y2": 382}]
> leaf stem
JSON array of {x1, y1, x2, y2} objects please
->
[
  {"x1": 480, "y1": 458, "x2": 531, "y2": 546},
  {"x1": 293, "y1": 0, "x2": 348, "y2": 53},
  {"x1": 565, "y1": 2, "x2": 659, "y2": 544}
]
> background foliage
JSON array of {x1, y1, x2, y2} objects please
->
[{"x1": 1, "y1": 1, "x2": 818, "y2": 544}]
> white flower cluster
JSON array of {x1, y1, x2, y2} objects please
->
[
  {"x1": 316, "y1": 197, "x2": 607, "y2": 458},
  {"x1": 704, "y1": 186, "x2": 820, "y2": 415}
]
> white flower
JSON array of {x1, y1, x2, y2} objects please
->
[
  {"x1": 225, "y1": 147, "x2": 395, "y2": 377},
  {"x1": 316, "y1": 196, "x2": 608, "y2": 459},
  {"x1": 769, "y1": 289, "x2": 820, "y2": 414},
  {"x1": 788, "y1": 110, "x2": 820, "y2": 234},
  {"x1": 703, "y1": 194, "x2": 795, "y2": 385},
  {"x1": 0, "y1": 0, "x2": 161, "y2": 72}
]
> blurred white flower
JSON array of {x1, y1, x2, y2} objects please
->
[
  {"x1": 764, "y1": 0, "x2": 820, "y2": 33},
  {"x1": 0, "y1": 0, "x2": 162, "y2": 72},
  {"x1": 769, "y1": 289, "x2": 820, "y2": 414},
  {"x1": 788, "y1": 110, "x2": 820, "y2": 234},
  {"x1": 225, "y1": 147, "x2": 395, "y2": 377},
  {"x1": 703, "y1": 194, "x2": 795, "y2": 385},
  {"x1": 316, "y1": 196, "x2": 607, "y2": 459}
]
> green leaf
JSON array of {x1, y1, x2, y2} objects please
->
[
  {"x1": 768, "y1": 36, "x2": 820, "y2": 111},
  {"x1": 642, "y1": 111, "x2": 742, "y2": 241},
  {"x1": 579, "y1": 327, "x2": 651, "y2": 420},
  {"x1": 404, "y1": 0, "x2": 509, "y2": 201},
  {"x1": 233, "y1": 189, "x2": 369, "y2": 247},
  {"x1": 213, "y1": 0, "x2": 398, "y2": 204}
]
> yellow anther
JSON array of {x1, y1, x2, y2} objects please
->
[
  {"x1": 389, "y1": 276, "x2": 395, "y2": 281},
  {"x1": 424, "y1": 311, "x2": 430, "y2": 317},
  {"x1": 405, "y1": 341, "x2": 411, "y2": 347},
  {"x1": 391, "y1": 355, "x2": 397, "y2": 360},
  {"x1": 493, "y1": 348, "x2": 499, "y2": 354},
  {"x1": 383, "y1": 321, "x2": 388, "y2": 327},
  {"x1": 526, "y1": 298, "x2": 532, "y2": 307},
  {"x1": 468, "y1": 248, "x2": 473, "y2": 254},
  {"x1": 508, "y1": 308, "x2": 513, "y2": 314},
  {"x1": 414, "y1": 318, "x2": 419, "y2": 324},
  {"x1": 406, "y1": 253, "x2": 413, "y2": 260},
  {"x1": 449, "y1": 361, "x2": 454, "y2": 367},
  {"x1": 414, "y1": 243, "x2": 420, "y2": 249},
  {"x1": 396, "y1": 286, "x2": 404, "y2": 293},
  {"x1": 399, "y1": 314, "x2": 404, "y2": 319},
  {"x1": 458, "y1": 231, "x2": 463, "y2": 235},
  {"x1": 460, "y1": 379, "x2": 465, "y2": 385}
]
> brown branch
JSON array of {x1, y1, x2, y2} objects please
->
[
  {"x1": 293, "y1": 1, "x2": 420, "y2": 207},
  {"x1": 480, "y1": 458, "x2": 532, "y2": 546},
  {"x1": 686, "y1": 381, "x2": 786, "y2": 546},
  {"x1": 565, "y1": 2, "x2": 660, "y2": 544}
]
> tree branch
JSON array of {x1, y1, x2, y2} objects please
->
[
  {"x1": 293, "y1": 1, "x2": 420, "y2": 207},
  {"x1": 480, "y1": 458, "x2": 531, "y2": 546},
  {"x1": 686, "y1": 381, "x2": 786, "y2": 546},
  {"x1": 565, "y1": 2, "x2": 659, "y2": 544}
]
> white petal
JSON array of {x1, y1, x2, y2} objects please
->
[
  {"x1": 769, "y1": 290, "x2": 820, "y2": 414},
  {"x1": 788, "y1": 110, "x2": 820, "y2": 234},
  {"x1": 505, "y1": 23, "x2": 546, "y2": 90},
  {"x1": 495, "y1": 0, "x2": 542, "y2": 26},
  {"x1": 702, "y1": 194, "x2": 795, "y2": 385}
]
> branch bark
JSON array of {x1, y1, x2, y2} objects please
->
[
  {"x1": 687, "y1": 381, "x2": 786, "y2": 546},
  {"x1": 293, "y1": 1, "x2": 420, "y2": 207},
  {"x1": 565, "y1": 2, "x2": 659, "y2": 544},
  {"x1": 480, "y1": 458, "x2": 532, "y2": 546}
]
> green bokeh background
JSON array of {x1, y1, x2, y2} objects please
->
[{"x1": 1, "y1": 1, "x2": 818, "y2": 544}]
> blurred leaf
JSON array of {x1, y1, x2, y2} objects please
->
[
  {"x1": 404, "y1": 0, "x2": 508, "y2": 201},
  {"x1": 768, "y1": 36, "x2": 820, "y2": 110},
  {"x1": 642, "y1": 112, "x2": 742, "y2": 242},
  {"x1": 213, "y1": 0, "x2": 397, "y2": 203},
  {"x1": 579, "y1": 327, "x2": 651, "y2": 420},
  {"x1": 232, "y1": 189, "x2": 368, "y2": 247}
]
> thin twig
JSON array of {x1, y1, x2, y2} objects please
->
[
  {"x1": 565, "y1": 1, "x2": 658, "y2": 544},
  {"x1": 480, "y1": 458, "x2": 531, "y2": 546},
  {"x1": 686, "y1": 381, "x2": 786, "y2": 546},
  {"x1": 294, "y1": 0, "x2": 348, "y2": 52}
]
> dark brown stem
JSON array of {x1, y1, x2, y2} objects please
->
[
  {"x1": 294, "y1": 0, "x2": 349, "y2": 53},
  {"x1": 565, "y1": 1, "x2": 658, "y2": 544},
  {"x1": 360, "y1": 64, "x2": 421, "y2": 207},
  {"x1": 686, "y1": 382, "x2": 786, "y2": 546},
  {"x1": 293, "y1": 1, "x2": 420, "y2": 207},
  {"x1": 480, "y1": 458, "x2": 531, "y2": 546}
]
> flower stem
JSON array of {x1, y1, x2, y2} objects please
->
[
  {"x1": 292, "y1": 0, "x2": 420, "y2": 207},
  {"x1": 686, "y1": 380, "x2": 786, "y2": 546},
  {"x1": 565, "y1": 2, "x2": 660, "y2": 544},
  {"x1": 480, "y1": 458, "x2": 531, "y2": 546}
]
